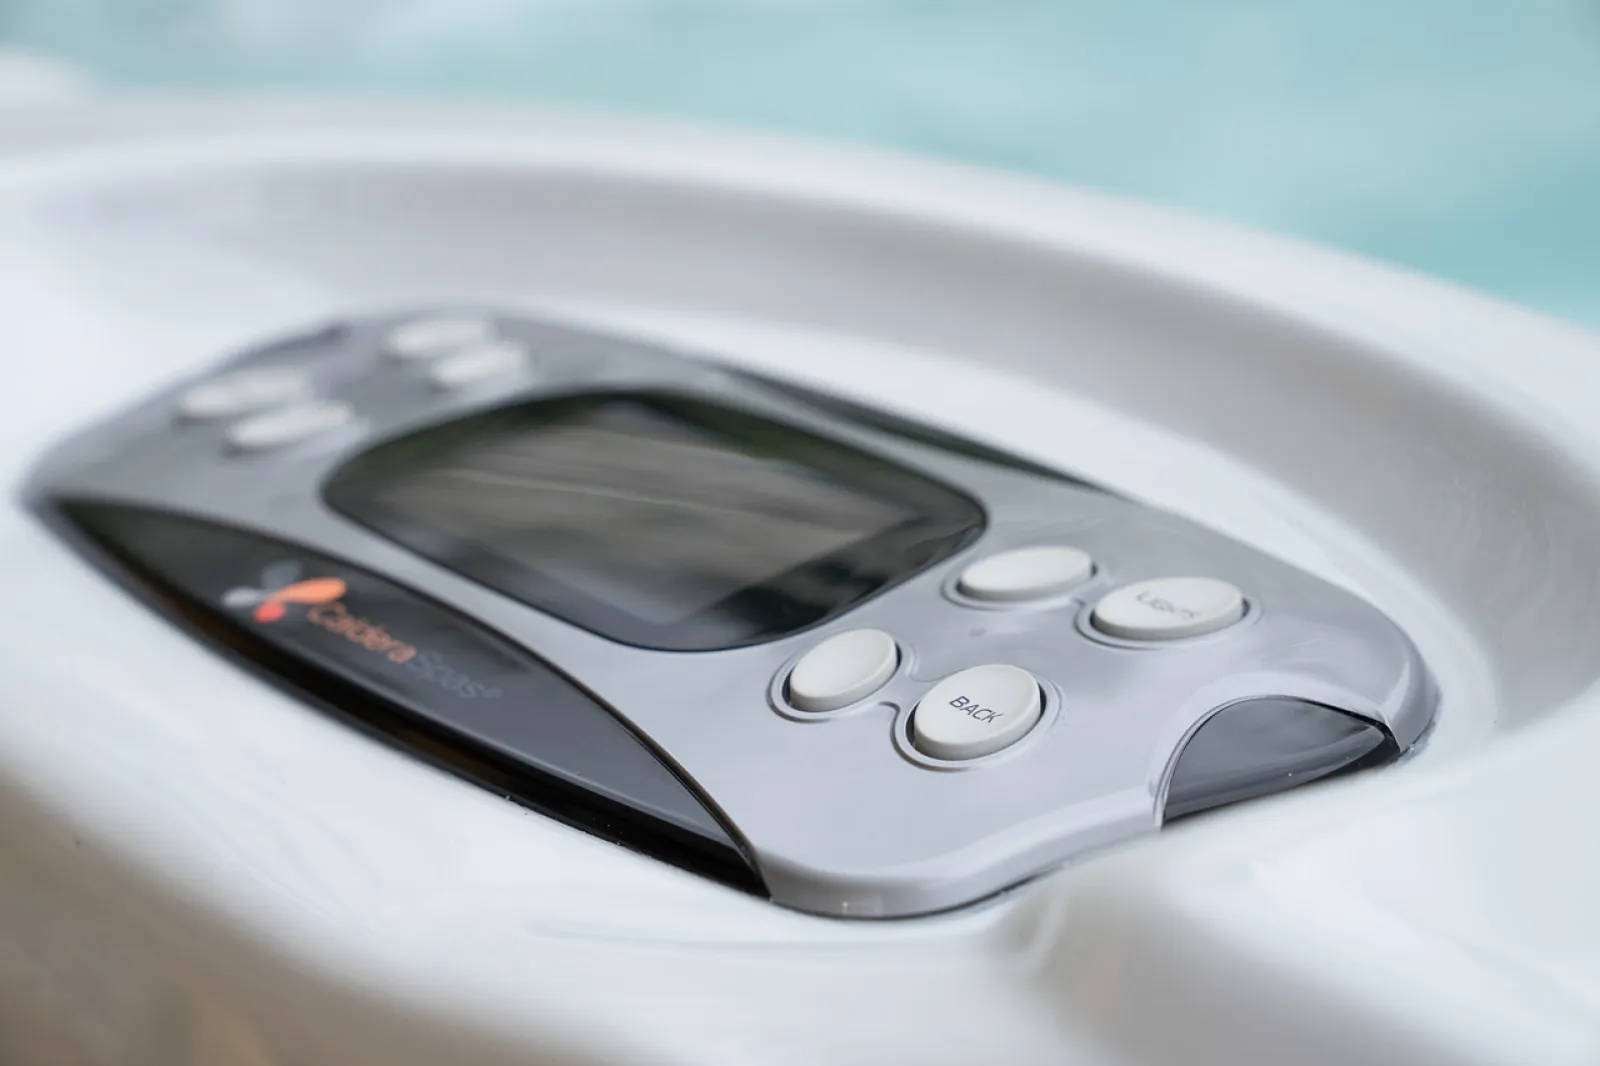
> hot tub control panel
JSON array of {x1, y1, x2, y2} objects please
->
[{"x1": 28, "y1": 310, "x2": 1436, "y2": 917}]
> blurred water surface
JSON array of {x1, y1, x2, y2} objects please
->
[{"x1": 3, "y1": 0, "x2": 1597, "y2": 328}]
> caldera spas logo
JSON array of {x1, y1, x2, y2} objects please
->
[
  {"x1": 222, "y1": 563, "x2": 501, "y2": 698},
  {"x1": 223, "y1": 562, "x2": 417, "y2": 664},
  {"x1": 223, "y1": 561, "x2": 346, "y2": 623}
]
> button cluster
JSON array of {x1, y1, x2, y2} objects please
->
[
  {"x1": 178, "y1": 363, "x2": 348, "y2": 452},
  {"x1": 426, "y1": 338, "x2": 531, "y2": 390},
  {"x1": 914, "y1": 664, "x2": 1041, "y2": 760},
  {"x1": 788, "y1": 629, "x2": 899, "y2": 712},
  {"x1": 226, "y1": 401, "x2": 353, "y2": 452},
  {"x1": 177, "y1": 366, "x2": 311, "y2": 420},
  {"x1": 782, "y1": 543, "x2": 1249, "y2": 762},
  {"x1": 956, "y1": 545, "x2": 1091, "y2": 602},
  {"x1": 954, "y1": 545, "x2": 1244, "y2": 642},
  {"x1": 384, "y1": 314, "x2": 531, "y2": 391},
  {"x1": 1092, "y1": 576, "x2": 1244, "y2": 640},
  {"x1": 384, "y1": 315, "x2": 496, "y2": 359},
  {"x1": 177, "y1": 314, "x2": 533, "y2": 453}
]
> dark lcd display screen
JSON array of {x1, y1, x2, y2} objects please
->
[
  {"x1": 354, "y1": 401, "x2": 915, "y2": 624},
  {"x1": 326, "y1": 393, "x2": 984, "y2": 650}
]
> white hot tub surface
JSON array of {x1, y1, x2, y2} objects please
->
[{"x1": 1, "y1": 99, "x2": 1599, "y2": 1065}]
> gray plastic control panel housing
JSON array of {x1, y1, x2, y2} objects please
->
[{"x1": 26, "y1": 310, "x2": 1436, "y2": 917}]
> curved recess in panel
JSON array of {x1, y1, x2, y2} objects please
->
[{"x1": 1162, "y1": 697, "x2": 1402, "y2": 823}]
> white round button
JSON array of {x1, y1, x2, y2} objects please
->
[
  {"x1": 1092, "y1": 577, "x2": 1245, "y2": 640},
  {"x1": 177, "y1": 367, "x2": 312, "y2": 420},
  {"x1": 226, "y1": 401, "x2": 354, "y2": 452},
  {"x1": 787, "y1": 629, "x2": 899, "y2": 712},
  {"x1": 913, "y1": 664, "x2": 1042, "y2": 760},
  {"x1": 428, "y1": 339, "x2": 531, "y2": 390},
  {"x1": 957, "y1": 545, "x2": 1093, "y2": 602},
  {"x1": 385, "y1": 315, "x2": 496, "y2": 360}
]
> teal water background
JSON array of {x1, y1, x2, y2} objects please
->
[{"x1": 3, "y1": 0, "x2": 1597, "y2": 328}]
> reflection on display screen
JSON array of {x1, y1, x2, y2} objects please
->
[{"x1": 359, "y1": 399, "x2": 915, "y2": 624}]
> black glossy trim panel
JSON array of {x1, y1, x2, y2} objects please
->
[{"x1": 48, "y1": 500, "x2": 765, "y2": 896}]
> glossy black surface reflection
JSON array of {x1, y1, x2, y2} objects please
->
[
  {"x1": 52, "y1": 501, "x2": 763, "y2": 894},
  {"x1": 1163, "y1": 697, "x2": 1401, "y2": 822},
  {"x1": 325, "y1": 392, "x2": 986, "y2": 650}
]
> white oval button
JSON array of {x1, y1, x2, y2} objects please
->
[
  {"x1": 957, "y1": 545, "x2": 1093, "y2": 602},
  {"x1": 1092, "y1": 577, "x2": 1245, "y2": 640},
  {"x1": 385, "y1": 315, "x2": 495, "y2": 360},
  {"x1": 177, "y1": 367, "x2": 312, "y2": 420},
  {"x1": 913, "y1": 664, "x2": 1041, "y2": 760},
  {"x1": 428, "y1": 339, "x2": 531, "y2": 390},
  {"x1": 226, "y1": 401, "x2": 354, "y2": 452},
  {"x1": 788, "y1": 629, "x2": 899, "y2": 712}
]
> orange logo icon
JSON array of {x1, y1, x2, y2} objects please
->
[{"x1": 223, "y1": 564, "x2": 347, "y2": 623}]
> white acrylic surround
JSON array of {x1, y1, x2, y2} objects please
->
[{"x1": 1, "y1": 99, "x2": 1598, "y2": 1065}]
